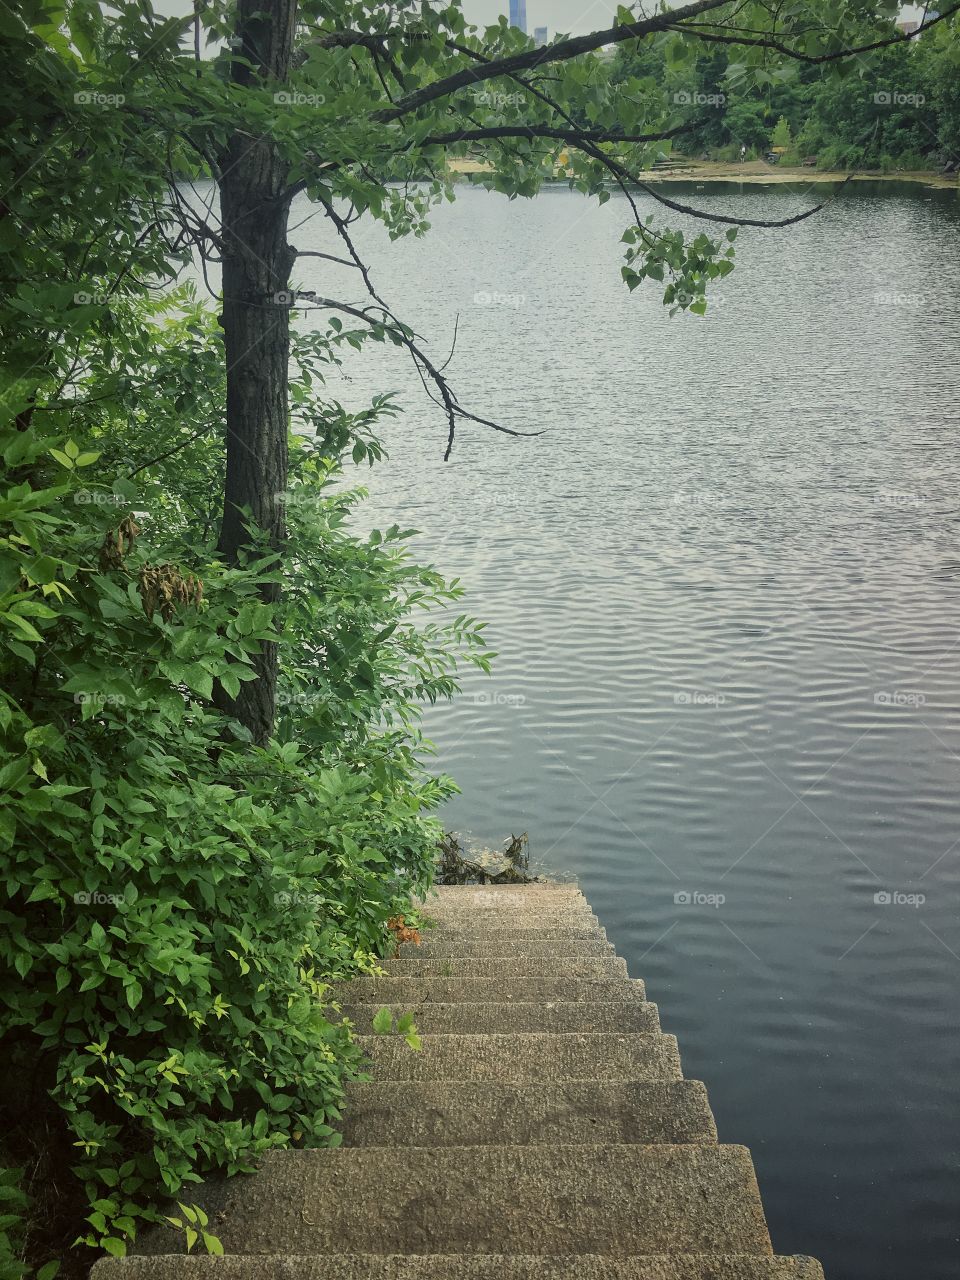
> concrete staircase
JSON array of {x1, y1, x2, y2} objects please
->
[{"x1": 92, "y1": 883, "x2": 825, "y2": 1280}]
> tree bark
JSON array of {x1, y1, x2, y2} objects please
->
[{"x1": 215, "y1": 0, "x2": 298, "y2": 744}]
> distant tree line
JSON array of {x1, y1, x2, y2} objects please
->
[{"x1": 611, "y1": 15, "x2": 960, "y2": 171}]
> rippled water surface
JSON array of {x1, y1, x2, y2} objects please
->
[{"x1": 294, "y1": 180, "x2": 960, "y2": 1279}]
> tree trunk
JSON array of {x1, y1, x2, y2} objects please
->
[{"x1": 215, "y1": 0, "x2": 298, "y2": 744}]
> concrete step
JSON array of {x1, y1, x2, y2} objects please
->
[
  {"x1": 421, "y1": 895, "x2": 593, "y2": 916},
  {"x1": 130, "y1": 1145, "x2": 772, "y2": 1257},
  {"x1": 332, "y1": 976, "x2": 647, "y2": 1005},
  {"x1": 421, "y1": 913, "x2": 602, "y2": 932},
  {"x1": 416, "y1": 925, "x2": 610, "y2": 941},
  {"x1": 355, "y1": 1032, "x2": 682, "y2": 1082},
  {"x1": 423, "y1": 884, "x2": 582, "y2": 900},
  {"x1": 423, "y1": 893, "x2": 591, "y2": 910},
  {"x1": 340, "y1": 1079, "x2": 716, "y2": 1146},
  {"x1": 95, "y1": 1255, "x2": 825, "y2": 1280},
  {"x1": 340, "y1": 1000, "x2": 661, "y2": 1035},
  {"x1": 382, "y1": 956, "x2": 629, "y2": 979},
  {"x1": 397, "y1": 937, "x2": 615, "y2": 959},
  {"x1": 429, "y1": 880, "x2": 581, "y2": 887}
]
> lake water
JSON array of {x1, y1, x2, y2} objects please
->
[{"x1": 295, "y1": 178, "x2": 960, "y2": 1278}]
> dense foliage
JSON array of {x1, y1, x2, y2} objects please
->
[
  {"x1": 2, "y1": 1, "x2": 955, "y2": 1275},
  {"x1": 612, "y1": 13, "x2": 960, "y2": 170},
  {"x1": 0, "y1": 286, "x2": 488, "y2": 1272}
]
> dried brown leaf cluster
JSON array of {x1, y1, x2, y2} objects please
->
[
  {"x1": 138, "y1": 563, "x2": 203, "y2": 621},
  {"x1": 98, "y1": 515, "x2": 140, "y2": 571},
  {"x1": 387, "y1": 914, "x2": 421, "y2": 947}
]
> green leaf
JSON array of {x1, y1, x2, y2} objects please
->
[{"x1": 371, "y1": 1006, "x2": 393, "y2": 1035}]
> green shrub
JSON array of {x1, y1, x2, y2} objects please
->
[
  {"x1": 895, "y1": 151, "x2": 930, "y2": 172},
  {"x1": 816, "y1": 143, "x2": 866, "y2": 171},
  {"x1": 0, "y1": 304, "x2": 487, "y2": 1270}
]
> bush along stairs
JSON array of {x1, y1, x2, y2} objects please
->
[{"x1": 93, "y1": 882, "x2": 826, "y2": 1280}]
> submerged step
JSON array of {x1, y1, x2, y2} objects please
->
[
  {"x1": 340, "y1": 1079, "x2": 717, "y2": 1147},
  {"x1": 382, "y1": 956, "x2": 628, "y2": 979},
  {"x1": 340, "y1": 999, "x2": 661, "y2": 1035},
  {"x1": 354, "y1": 1032, "x2": 682, "y2": 1082},
  {"x1": 95, "y1": 1255, "x2": 825, "y2": 1280},
  {"x1": 332, "y1": 976, "x2": 647, "y2": 1005},
  {"x1": 132, "y1": 1145, "x2": 773, "y2": 1257}
]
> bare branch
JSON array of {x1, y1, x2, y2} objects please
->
[
  {"x1": 598, "y1": 150, "x2": 857, "y2": 229},
  {"x1": 293, "y1": 248, "x2": 360, "y2": 269},
  {"x1": 417, "y1": 123, "x2": 693, "y2": 147},
  {"x1": 291, "y1": 295, "x2": 541, "y2": 458},
  {"x1": 374, "y1": 0, "x2": 731, "y2": 121}
]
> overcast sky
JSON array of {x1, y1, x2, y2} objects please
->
[
  {"x1": 466, "y1": 1, "x2": 927, "y2": 38},
  {"x1": 465, "y1": 1, "x2": 617, "y2": 35},
  {"x1": 155, "y1": 2, "x2": 928, "y2": 45},
  {"x1": 154, "y1": 1, "x2": 623, "y2": 37}
]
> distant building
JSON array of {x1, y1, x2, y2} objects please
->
[
  {"x1": 896, "y1": 5, "x2": 939, "y2": 33},
  {"x1": 534, "y1": 25, "x2": 548, "y2": 47},
  {"x1": 509, "y1": 0, "x2": 527, "y2": 33}
]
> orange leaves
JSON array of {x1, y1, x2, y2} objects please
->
[{"x1": 387, "y1": 914, "x2": 421, "y2": 949}]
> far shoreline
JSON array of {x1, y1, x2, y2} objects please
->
[
  {"x1": 639, "y1": 159, "x2": 958, "y2": 190},
  {"x1": 448, "y1": 156, "x2": 959, "y2": 191}
]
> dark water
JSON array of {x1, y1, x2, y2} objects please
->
[{"x1": 295, "y1": 179, "x2": 960, "y2": 1278}]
